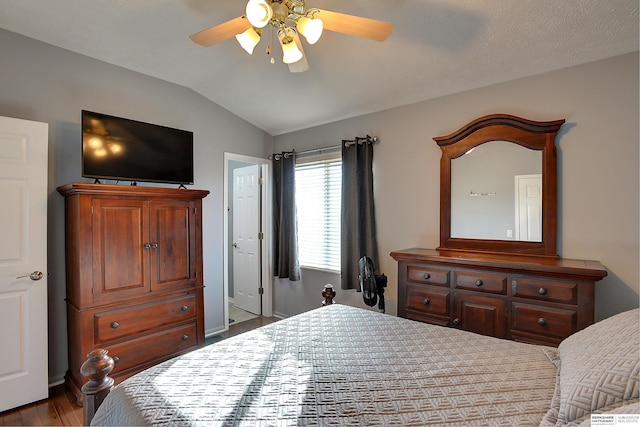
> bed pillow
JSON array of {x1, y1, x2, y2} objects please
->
[{"x1": 556, "y1": 308, "x2": 639, "y2": 424}]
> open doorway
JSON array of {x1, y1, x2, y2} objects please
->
[{"x1": 223, "y1": 153, "x2": 272, "y2": 331}]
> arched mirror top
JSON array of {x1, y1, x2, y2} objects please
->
[{"x1": 435, "y1": 114, "x2": 565, "y2": 257}]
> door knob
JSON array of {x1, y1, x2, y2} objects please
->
[
  {"x1": 233, "y1": 243, "x2": 238, "y2": 248},
  {"x1": 16, "y1": 271, "x2": 44, "y2": 281}
]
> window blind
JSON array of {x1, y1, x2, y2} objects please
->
[{"x1": 295, "y1": 156, "x2": 341, "y2": 272}]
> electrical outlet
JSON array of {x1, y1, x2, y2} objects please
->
[{"x1": 506, "y1": 229, "x2": 513, "y2": 238}]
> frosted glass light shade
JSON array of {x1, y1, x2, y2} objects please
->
[
  {"x1": 282, "y1": 41, "x2": 303, "y2": 64},
  {"x1": 235, "y1": 27, "x2": 261, "y2": 54},
  {"x1": 246, "y1": 0, "x2": 272, "y2": 29},
  {"x1": 297, "y1": 16, "x2": 323, "y2": 44}
]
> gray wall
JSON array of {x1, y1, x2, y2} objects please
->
[
  {"x1": 2, "y1": 26, "x2": 638, "y2": 386},
  {"x1": 273, "y1": 52, "x2": 640, "y2": 322},
  {"x1": 0, "y1": 29, "x2": 273, "y2": 385}
]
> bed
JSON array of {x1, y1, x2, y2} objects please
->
[{"x1": 87, "y1": 304, "x2": 639, "y2": 426}]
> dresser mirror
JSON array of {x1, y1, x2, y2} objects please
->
[{"x1": 435, "y1": 114, "x2": 565, "y2": 257}]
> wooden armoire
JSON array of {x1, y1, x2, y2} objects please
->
[{"x1": 58, "y1": 183, "x2": 209, "y2": 403}]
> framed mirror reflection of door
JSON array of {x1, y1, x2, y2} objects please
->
[{"x1": 435, "y1": 114, "x2": 565, "y2": 257}]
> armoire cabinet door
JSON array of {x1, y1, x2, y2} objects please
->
[
  {"x1": 92, "y1": 198, "x2": 151, "y2": 303},
  {"x1": 149, "y1": 199, "x2": 197, "y2": 291}
]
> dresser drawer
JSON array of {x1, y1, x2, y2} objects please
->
[
  {"x1": 405, "y1": 285, "x2": 450, "y2": 317},
  {"x1": 454, "y1": 270, "x2": 507, "y2": 294},
  {"x1": 406, "y1": 265, "x2": 450, "y2": 287},
  {"x1": 95, "y1": 294, "x2": 197, "y2": 343},
  {"x1": 511, "y1": 303, "x2": 577, "y2": 339},
  {"x1": 512, "y1": 277, "x2": 577, "y2": 304},
  {"x1": 106, "y1": 323, "x2": 197, "y2": 375}
]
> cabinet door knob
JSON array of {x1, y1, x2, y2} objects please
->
[
  {"x1": 144, "y1": 243, "x2": 151, "y2": 249},
  {"x1": 538, "y1": 287, "x2": 547, "y2": 295},
  {"x1": 150, "y1": 243, "x2": 159, "y2": 249},
  {"x1": 112, "y1": 356, "x2": 120, "y2": 363},
  {"x1": 422, "y1": 298, "x2": 430, "y2": 306},
  {"x1": 538, "y1": 318, "x2": 547, "y2": 326},
  {"x1": 423, "y1": 273, "x2": 431, "y2": 280},
  {"x1": 182, "y1": 335, "x2": 189, "y2": 341},
  {"x1": 453, "y1": 318, "x2": 461, "y2": 326},
  {"x1": 181, "y1": 305, "x2": 188, "y2": 312},
  {"x1": 111, "y1": 321, "x2": 119, "y2": 329},
  {"x1": 475, "y1": 279, "x2": 483, "y2": 287}
]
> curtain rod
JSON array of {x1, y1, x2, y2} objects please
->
[
  {"x1": 296, "y1": 135, "x2": 379, "y2": 156},
  {"x1": 272, "y1": 135, "x2": 379, "y2": 159}
]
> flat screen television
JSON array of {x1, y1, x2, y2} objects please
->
[{"x1": 82, "y1": 110, "x2": 194, "y2": 185}]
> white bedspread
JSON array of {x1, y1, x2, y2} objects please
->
[{"x1": 91, "y1": 304, "x2": 558, "y2": 426}]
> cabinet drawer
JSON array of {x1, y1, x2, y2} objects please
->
[
  {"x1": 406, "y1": 265, "x2": 450, "y2": 287},
  {"x1": 511, "y1": 303, "x2": 577, "y2": 338},
  {"x1": 512, "y1": 277, "x2": 577, "y2": 304},
  {"x1": 95, "y1": 294, "x2": 197, "y2": 343},
  {"x1": 106, "y1": 323, "x2": 197, "y2": 375},
  {"x1": 405, "y1": 285, "x2": 450, "y2": 316},
  {"x1": 455, "y1": 270, "x2": 507, "y2": 294}
]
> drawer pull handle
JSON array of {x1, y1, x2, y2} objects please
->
[
  {"x1": 475, "y1": 279, "x2": 483, "y2": 287},
  {"x1": 422, "y1": 298, "x2": 430, "y2": 306},
  {"x1": 181, "y1": 305, "x2": 188, "y2": 312},
  {"x1": 538, "y1": 287, "x2": 547, "y2": 295},
  {"x1": 182, "y1": 335, "x2": 189, "y2": 341},
  {"x1": 110, "y1": 321, "x2": 119, "y2": 329},
  {"x1": 538, "y1": 318, "x2": 547, "y2": 326},
  {"x1": 453, "y1": 318, "x2": 461, "y2": 326},
  {"x1": 423, "y1": 273, "x2": 431, "y2": 280},
  {"x1": 113, "y1": 356, "x2": 120, "y2": 363}
]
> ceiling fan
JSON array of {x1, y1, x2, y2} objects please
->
[{"x1": 189, "y1": 0, "x2": 393, "y2": 73}]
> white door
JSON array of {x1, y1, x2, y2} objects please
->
[
  {"x1": 0, "y1": 116, "x2": 49, "y2": 411},
  {"x1": 232, "y1": 165, "x2": 261, "y2": 315},
  {"x1": 515, "y1": 174, "x2": 542, "y2": 242}
]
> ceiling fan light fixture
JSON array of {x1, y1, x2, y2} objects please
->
[
  {"x1": 235, "y1": 27, "x2": 261, "y2": 54},
  {"x1": 278, "y1": 28, "x2": 303, "y2": 64},
  {"x1": 245, "y1": 0, "x2": 272, "y2": 29},
  {"x1": 297, "y1": 16, "x2": 323, "y2": 44}
]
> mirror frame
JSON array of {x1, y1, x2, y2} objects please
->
[{"x1": 435, "y1": 114, "x2": 565, "y2": 257}]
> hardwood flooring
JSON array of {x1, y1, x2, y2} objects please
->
[{"x1": 0, "y1": 315, "x2": 278, "y2": 426}]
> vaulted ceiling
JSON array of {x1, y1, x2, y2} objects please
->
[{"x1": 0, "y1": 1, "x2": 637, "y2": 135}]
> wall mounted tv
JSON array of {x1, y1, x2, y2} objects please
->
[{"x1": 82, "y1": 110, "x2": 194, "y2": 185}]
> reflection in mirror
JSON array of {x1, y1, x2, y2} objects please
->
[{"x1": 451, "y1": 141, "x2": 542, "y2": 241}]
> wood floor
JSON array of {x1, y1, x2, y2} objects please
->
[{"x1": 0, "y1": 315, "x2": 278, "y2": 426}]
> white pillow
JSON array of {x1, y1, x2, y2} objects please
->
[{"x1": 557, "y1": 308, "x2": 639, "y2": 423}]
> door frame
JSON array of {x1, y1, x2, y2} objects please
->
[{"x1": 223, "y1": 152, "x2": 272, "y2": 331}]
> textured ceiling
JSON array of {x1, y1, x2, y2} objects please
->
[{"x1": 0, "y1": 0, "x2": 637, "y2": 136}]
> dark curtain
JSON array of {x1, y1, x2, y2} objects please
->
[
  {"x1": 272, "y1": 152, "x2": 300, "y2": 281},
  {"x1": 341, "y1": 137, "x2": 379, "y2": 290}
]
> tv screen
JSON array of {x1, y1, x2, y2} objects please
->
[{"x1": 82, "y1": 110, "x2": 194, "y2": 185}]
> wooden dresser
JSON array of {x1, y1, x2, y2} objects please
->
[
  {"x1": 58, "y1": 183, "x2": 209, "y2": 403},
  {"x1": 391, "y1": 248, "x2": 607, "y2": 346}
]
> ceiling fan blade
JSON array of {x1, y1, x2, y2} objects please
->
[
  {"x1": 189, "y1": 16, "x2": 252, "y2": 47},
  {"x1": 316, "y1": 9, "x2": 393, "y2": 42},
  {"x1": 288, "y1": 31, "x2": 309, "y2": 73}
]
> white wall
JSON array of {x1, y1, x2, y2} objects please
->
[
  {"x1": 0, "y1": 29, "x2": 273, "y2": 385},
  {"x1": 273, "y1": 52, "x2": 640, "y2": 322}
]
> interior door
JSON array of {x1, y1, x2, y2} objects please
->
[
  {"x1": 515, "y1": 174, "x2": 543, "y2": 241},
  {"x1": 0, "y1": 116, "x2": 49, "y2": 411},
  {"x1": 232, "y1": 164, "x2": 261, "y2": 315}
]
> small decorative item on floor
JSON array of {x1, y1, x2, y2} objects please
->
[{"x1": 321, "y1": 284, "x2": 336, "y2": 306}]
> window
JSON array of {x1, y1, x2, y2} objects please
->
[{"x1": 295, "y1": 153, "x2": 341, "y2": 272}]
